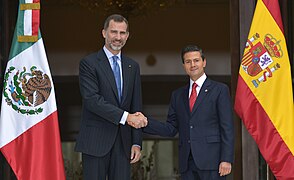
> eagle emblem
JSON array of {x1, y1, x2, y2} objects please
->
[
  {"x1": 3, "y1": 66, "x2": 52, "y2": 115},
  {"x1": 242, "y1": 33, "x2": 283, "y2": 88}
]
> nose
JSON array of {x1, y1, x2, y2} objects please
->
[
  {"x1": 114, "y1": 33, "x2": 121, "y2": 40},
  {"x1": 191, "y1": 60, "x2": 196, "y2": 67}
]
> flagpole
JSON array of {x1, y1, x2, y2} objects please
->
[{"x1": 267, "y1": 164, "x2": 269, "y2": 180}]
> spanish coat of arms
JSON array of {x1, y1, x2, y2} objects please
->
[{"x1": 242, "y1": 33, "x2": 283, "y2": 88}]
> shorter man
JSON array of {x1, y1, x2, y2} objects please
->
[{"x1": 143, "y1": 45, "x2": 234, "y2": 180}]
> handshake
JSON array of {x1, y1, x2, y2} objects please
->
[{"x1": 126, "y1": 112, "x2": 148, "y2": 129}]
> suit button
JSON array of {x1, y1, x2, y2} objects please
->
[
  {"x1": 188, "y1": 140, "x2": 191, "y2": 144},
  {"x1": 190, "y1": 125, "x2": 193, "y2": 129}
]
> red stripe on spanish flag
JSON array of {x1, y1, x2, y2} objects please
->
[{"x1": 235, "y1": 0, "x2": 294, "y2": 179}]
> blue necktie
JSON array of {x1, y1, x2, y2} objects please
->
[{"x1": 112, "y1": 56, "x2": 121, "y2": 102}]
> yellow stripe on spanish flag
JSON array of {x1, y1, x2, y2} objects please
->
[{"x1": 235, "y1": 0, "x2": 294, "y2": 178}]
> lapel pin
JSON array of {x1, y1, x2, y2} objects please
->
[{"x1": 128, "y1": 65, "x2": 132, "y2": 68}]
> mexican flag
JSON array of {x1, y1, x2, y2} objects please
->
[
  {"x1": 235, "y1": 0, "x2": 294, "y2": 178},
  {"x1": 0, "y1": 0, "x2": 65, "y2": 179}
]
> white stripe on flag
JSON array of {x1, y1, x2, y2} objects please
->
[
  {"x1": 23, "y1": 0, "x2": 34, "y2": 36},
  {"x1": 24, "y1": 10, "x2": 32, "y2": 36},
  {"x1": 0, "y1": 38, "x2": 57, "y2": 148}
]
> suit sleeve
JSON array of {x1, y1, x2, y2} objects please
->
[
  {"x1": 79, "y1": 58, "x2": 123, "y2": 125},
  {"x1": 218, "y1": 84, "x2": 234, "y2": 163},
  {"x1": 143, "y1": 91, "x2": 178, "y2": 137}
]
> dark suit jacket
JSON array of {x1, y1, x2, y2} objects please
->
[
  {"x1": 143, "y1": 78, "x2": 234, "y2": 173},
  {"x1": 75, "y1": 49, "x2": 142, "y2": 159}
]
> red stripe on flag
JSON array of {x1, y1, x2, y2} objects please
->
[
  {"x1": 262, "y1": 0, "x2": 284, "y2": 33},
  {"x1": 235, "y1": 76, "x2": 294, "y2": 179},
  {"x1": 242, "y1": 56, "x2": 252, "y2": 66},
  {"x1": 31, "y1": 10, "x2": 39, "y2": 36},
  {"x1": 32, "y1": 0, "x2": 40, "y2": 36},
  {"x1": 0, "y1": 111, "x2": 65, "y2": 180},
  {"x1": 243, "y1": 51, "x2": 251, "y2": 59},
  {"x1": 242, "y1": 57, "x2": 253, "y2": 66},
  {"x1": 242, "y1": 55, "x2": 251, "y2": 62}
]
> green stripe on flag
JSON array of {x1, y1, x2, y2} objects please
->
[{"x1": 9, "y1": 0, "x2": 41, "y2": 60}]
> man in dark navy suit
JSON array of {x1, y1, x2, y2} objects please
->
[
  {"x1": 143, "y1": 45, "x2": 234, "y2": 180},
  {"x1": 75, "y1": 14, "x2": 147, "y2": 180}
]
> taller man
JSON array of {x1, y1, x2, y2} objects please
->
[{"x1": 75, "y1": 14, "x2": 147, "y2": 180}]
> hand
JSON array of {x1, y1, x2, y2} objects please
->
[
  {"x1": 219, "y1": 162, "x2": 232, "y2": 176},
  {"x1": 130, "y1": 145, "x2": 141, "y2": 164},
  {"x1": 127, "y1": 112, "x2": 148, "y2": 128}
]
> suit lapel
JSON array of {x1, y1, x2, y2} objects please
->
[
  {"x1": 121, "y1": 56, "x2": 131, "y2": 105},
  {"x1": 191, "y1": 78, "x2": 212, "y2": 114},
  {"x1": 182, "y1": 85, "x2": 191, "y2": 115},
  {"x1": 97, "y1": 51, "x2": 120, "y2": 102}
]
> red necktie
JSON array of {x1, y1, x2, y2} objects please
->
[{"x1": 189, "y1": 83, "x2": 197, "y2": 112}]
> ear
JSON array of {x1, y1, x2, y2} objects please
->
[
  {"x1": 182, "y1": 63, "x2": 187, "y2": 72},
  {"x1": 125, "y1": 32, "x2": 130, "y2": 40},
  {"x1": 203, "y1": 58, "x2": 207, "y2": 67},
  {"x1": 102, "y1": 29, "x2": 106, "y2": 38}
]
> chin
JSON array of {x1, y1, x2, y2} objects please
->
[{"x1": 110, "y1": 45, "x2": 123, "y2": 51}]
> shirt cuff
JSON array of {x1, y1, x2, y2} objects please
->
[
  {"x1": 132, "y1": 144, "x2": 141, "y2": 149},
  {"x1": 119, "y1": 111, "x2": 129, "y2": 125}
]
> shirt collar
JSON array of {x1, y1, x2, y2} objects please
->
[
  {"x1": 103, "y1": 46, "x2": 121, "y2": 60},
  {"x1": 189, "y1": 73, "x2": 207, "y2": 89}
]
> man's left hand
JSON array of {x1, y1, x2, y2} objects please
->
[
  {"x1": 219, "y1": 162, "x2": 232, "y2": 176},
  {"x1": 130, "y1": 145, "x2": 141, "y2": 164}
]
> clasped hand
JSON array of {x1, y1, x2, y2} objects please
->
[{"x1": 127, "y1": 112, "x2": 148, "y2": 128}]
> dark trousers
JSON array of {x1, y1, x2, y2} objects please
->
[
  {"x1": 181, "y1": 154, "x2": 226, "y2": 180},
  {"x1": 82, "y1": 132, "x2": 130, "y2": 180}
]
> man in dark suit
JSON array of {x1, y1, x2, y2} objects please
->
[
  {"x1": 143, "y1": 45, "x2": 234, "y2": 180},
  {"x1": 75, "y1": 14, "x2": 147, "y2": 180}
]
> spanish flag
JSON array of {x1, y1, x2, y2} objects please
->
[
  {"x1": 235, "y1": 0, "x2": 294, "y2": 178},
  {"x1": 0, "y1": 0, "x2": 65, "y2": 179}
]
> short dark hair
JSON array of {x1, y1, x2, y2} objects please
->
[
  {"x1": 103, "y1": 14, "x2": 129, "y2": 32},
  {"x1": 181, "y1": 45, "x2": 205, "y2": 64}
]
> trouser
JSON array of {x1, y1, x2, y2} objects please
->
[
  {"x1": 82, "y1": 132, "x2": 130, "y2": 180},
  {"x1": 181, "y1": 153, "x2": 226, "y2": 180}
]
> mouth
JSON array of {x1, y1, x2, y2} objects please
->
[{"x1": 112, "y1": 40, "x2": 122, "y2": 46}]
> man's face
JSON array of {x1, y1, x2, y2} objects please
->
[
  {"x1": 182, "y1": 51, "x2": 206, "y2": 81},
  {"x1": 102, "y1": 20, "x2": 129, "y2": 54}
]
